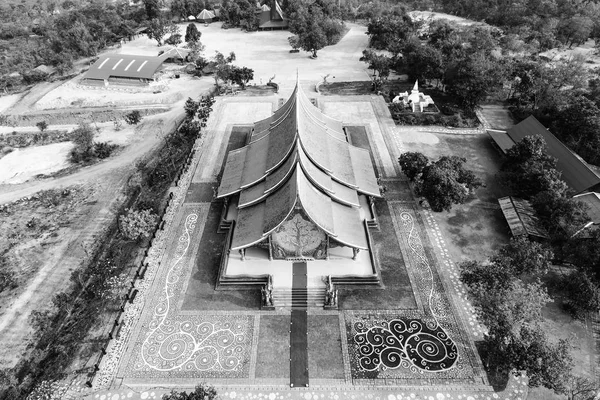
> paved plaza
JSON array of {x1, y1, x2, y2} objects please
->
[{"x1": 86, "y1": 93, "x2": 528, "y2": 400}]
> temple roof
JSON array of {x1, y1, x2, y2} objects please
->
[
  {"x1": 217, "y1": 79, "x2": 380, "y2": 250},
  {"x1": 231, "y1": 168, "x2": 369, "y2": 250}
]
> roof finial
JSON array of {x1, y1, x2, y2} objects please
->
[{"x1": 412, "y1": 80, "x2": 419, "y2": 92}]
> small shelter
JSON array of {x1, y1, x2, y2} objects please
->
[
  {"x1": 392, "y1": 80, "x2": 435, "y2": 112},
  {"x1": 258, "y1": 0, "x2": 288, "y2": 30},
  {"x1": 498, "y1": 196, "x2": 548, "y2": 240},
  {"x1": 159, "y1": 46, "x2": 190, "y2": 63},
  {"x1": 33, "y1": 64, "x2": 56, "y2": 77},
  {"x1": 488, "y1": 116, "x2": 600, "y2": 195},
  {"x1": 196, "y1": 9, "x2": 215, "y2": 23},
  {"x1": 187, "y1": 15, "x2": 196, "y2": 21},
  {"x1": 82, "y1": 54, "x2": 165, "y2": 86}
]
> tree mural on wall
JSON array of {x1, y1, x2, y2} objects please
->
[{"x1": 272, "y1": 212, "x2": 325, "y2": 258}]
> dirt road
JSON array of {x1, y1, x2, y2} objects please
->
[{"x1": 0, "y1": 87, "x2": 213, "y2": 366}]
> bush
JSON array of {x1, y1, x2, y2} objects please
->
[
  {"x1": 118, "y1": 208, "x2": 158, "y2": 242},
  {"x1": 0, "y1": 267, "x2": 18, "y2": 294},
  {"x1": 124, "y1": 110, "x2": 142, "y2": 125},
  {"x1": 93, "y1": 142, "x2": 118, "y2": 159},
  {"x1": 36, "y1": 121, "x2": 48, "y2": 132},
  {"x1": 164, "y1": 33, "x2": 182, "y2": 46},
  {"x1": 390, "y1": 108, "x2": 479, "y2": 128},
  {"x1": 162, "y1": 384, "x2": 218, "y2": 400}
]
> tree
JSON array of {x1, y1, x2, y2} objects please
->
[
  {"x1": 551, "y1": 95, "x2": 600, "y2": 165},
  {"x1": 212, "y1": 51, "x2": 236, "y2": 87},
  {"x1": 119, "y1": 208, "x2": 158, "y2": 242},
  {"x1": 220, "y1": 0, "x2": 257, "y2": 30},
  {"x1": 164, "y1": 33, "x2": 182, "y2": 46},
  {"x1": 562, "y1": 270, "x2": 600, "y2": 318},
  {"x1": 362, "y1": 49, "x2": 392, "y2": 81},
  {"x1": 124, "y1": 110, "x2": 142, "y2": 125},
  {"x1": 161, "y1": 383, "x2": 218, "y2": 400},
  {"x1": 36, "y1": 121, "x2": 48, "y2": 132},
  {"x1": 143, "y1": 0, "x2": 160, "y2": 19},
  {"x1": 444, "y1": 52, "x2": 504, "y2": 113},
  {"x1": 500, "y1": 135, "x2": 568, "y2": 199},
  {"x1": 415, "y1": 156, "x2": 482, "y2": 212},
  {"x1": 69, "y1": 122, "x2": 96, "y2": 163},
  {"x1": 229, "y1": 66, "x2": 254, "y2": 89},
  {"x1": 563, "y1": 374, "x2": 600, "y2": 400},
  {"x1": 366, "y1": 13, "x2": 416, "y2": 51},
  {"x1": 184, "y1": 23, "x2": 201, "y2": 44},
  {"x1": 398, "y1": 152, "x2": 429, "y2": 182},
  {"x1": 557, "y1": 16, "x2": 594, "y2": 48},
  {"x1": 287, "y1": 0, "x2": 342, "y2": 58},
  {"x1": 70, "y1": 122, "x2": 95, "y2": 151},
  {"x1": 491, "y1": 236, "x2": 554, "y2": 276},
  {"x1": 184, "y1": 97, "x2": 199, "y2": 118},
  {"x1": 531, "y1": 190, "x2": 589, "y2": 241},
  {"x1": 402, "y1": 44, "x2": 445, "y2": 86},
  {"x1": 147, "y1": 18, "x2": 178, "y2": 46}
]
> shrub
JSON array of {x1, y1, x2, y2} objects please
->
[
  {"x1": 162, "y1": 384, "x2": 218, "y2": 400},
  {"x1": 165, "y1": 33, "x2": 182, "y2": 46},
  {"x1": 124, "y1": 110, "x2": 142, "y2": 125},
  {"x1": 118, "y1": 208, "x2": 158, "y2": 242},
  {"x1": 0, "y1": 268, "x2": 18, "y2": 293},
  {"x1": 36, "y1": 121, "x2": 48, "y2": 132},
  {"x1": 93, "y1": 142, "x2": 118, "y2": 159}
]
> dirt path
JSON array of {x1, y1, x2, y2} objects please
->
[
  {"x1": 0, "y1": 103, "x2": 184, "y2": 205},
  {"x1": 0, "y1": 83, "x2": 215, "y2": 365},
  {"x1": 5, "y1": 80, "x2": 67, "y2": 115},
  {"x1": 0, "y1": 178, "x2": 128, "y2": 367}
]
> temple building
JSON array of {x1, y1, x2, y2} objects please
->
[{"x1": 217, "y1": 80, "x2": 381, "y2": 268}]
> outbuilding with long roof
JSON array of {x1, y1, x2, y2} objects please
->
[
  {"x1": 82, "y1": 53, "x2": 166, "y2": 86},
  {"x1": 488, "y1": 115, "x2": 600, "y2": 195}
]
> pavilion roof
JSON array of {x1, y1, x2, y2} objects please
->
[
  {"x1": 498, "y1": 196, "x2": 548, "y2": 239},
  {"x1": 218, "y1": 78, "x2": 380, "y2": 250}
]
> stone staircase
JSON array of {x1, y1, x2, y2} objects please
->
[{"x1": 272, "y1": 287, "x2": 326, "y2": 308}]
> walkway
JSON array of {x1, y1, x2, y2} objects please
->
[{"x1": 290, "y1": 262, "x2": 309, "y2": 388}]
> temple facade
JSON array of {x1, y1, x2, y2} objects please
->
[{"x1": 217, "y1": 80, "x2": 381, "y2": 263}]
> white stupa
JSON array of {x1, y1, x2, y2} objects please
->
[{"x1": 392, "y1": 80, "x2": 435, "y2": 112}]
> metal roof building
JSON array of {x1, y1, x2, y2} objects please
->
[
  {"x1": 217, "y1": 78, "x2": 380, "y2": 259},
  {"x1": 82, "y1": 54, "x2": 166, "y2": 85},
  {"x1": 488, "y1": 115, "x2": 600, "y2": 195},
  {"x1": 498, "y1": 196, "x2": 548, "y2": 240}
]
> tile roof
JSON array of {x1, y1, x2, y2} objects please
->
[{"x1": 220, "y1": 78, "x2": 379, "y2": 250}]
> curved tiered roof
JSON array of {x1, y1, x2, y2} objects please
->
[{"x1": 217, "y1": 80, "x2": 380, "y2": 251}]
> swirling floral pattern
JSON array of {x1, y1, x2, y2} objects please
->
[
  {"x1": 138, "y1": 213, "x2": 251, "y2": 373},
  {"x1": 354, "y1": 319, "x2": 457, "y2": 372},
  {"x1": 350, "y1": 208, "x2": 459, "y2": 375}
]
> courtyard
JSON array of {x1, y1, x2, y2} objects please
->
[{"x1": 86, "y1": 91, "x2": 530, "y2": 400}]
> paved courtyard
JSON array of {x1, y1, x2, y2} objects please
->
[{"x1": 86, "y1": 94, "x2": 528, "y2": 400}]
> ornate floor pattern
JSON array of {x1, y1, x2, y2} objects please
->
[
  {"x1": 346, "y1": 205, "x2": 484, "y2": 384},
  {"x1": 120, "y1": 207, "x2": 254, "y2": 381}
]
